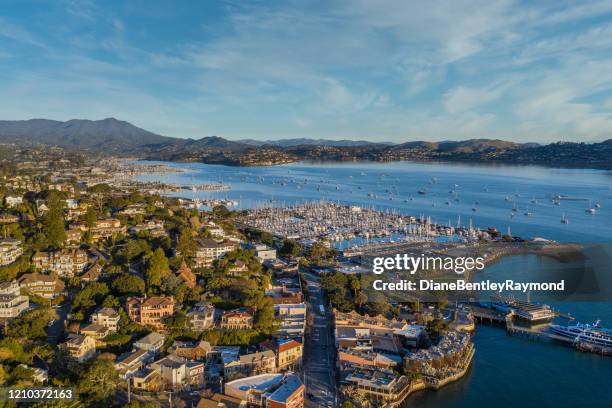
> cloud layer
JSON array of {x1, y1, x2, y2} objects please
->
[{"x1": 0, "y1": 0, "x2": 611, "y2": 142}]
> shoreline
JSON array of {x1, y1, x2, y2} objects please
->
[{"x1": 132, "y1": 156, "x2": 612, "y2": 172}]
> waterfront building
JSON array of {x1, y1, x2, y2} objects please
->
[
  {"x1": 342, "y1": 367, "x2": 412, "y2": 406},
  {"x1": 0, "y1": 239, "x2": 23, "y2": 266},
  {"x1": 403, "y1": 330, "x2": 474, "y2": 383},
  {"x1": 126, "y1": 296, "x2": 175, "y2": 329}
]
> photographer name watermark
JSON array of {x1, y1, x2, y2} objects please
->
[{"x1": 372, "y1": 278, "x2": 565, "y2": 293}]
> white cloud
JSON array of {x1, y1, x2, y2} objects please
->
[
  {"x1": 1, "y1": 0, "x2": 611, "y2": 142},
  {"x1": 444, "y1": 87, "x2": 501, "y2": 114}
]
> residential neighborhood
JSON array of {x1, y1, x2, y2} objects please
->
[{"x1": 0, "y1": 148, "x2": 476, "y2": 408}]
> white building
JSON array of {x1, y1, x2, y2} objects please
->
[
  {"x1": 0, "y1": 239, "x2": 23, "y2": 266},
  {"x1": 134, "y1": 332, "x2": 166, "y2": 353},
  {"x1": 4, "y1": 196, "x2": 23, "y2": 208},
  {"x1": 252, "y1": 244, "x2": 277, "y2": 261},
  {"x1": 0, "y1": 292, "x2": 29, "y2": 319},
  {"x1": 90, "y1": 307, "x2": 120, "y2": 333}
]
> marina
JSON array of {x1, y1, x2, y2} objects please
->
[
  {"x1": 132, "y1": 160, "x2": 612, "y2": 407},
  {"x1": 132, "y1": 160, "x2": 612, "y2": 244}
]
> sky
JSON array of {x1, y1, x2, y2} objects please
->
[{"x1": 1, "y1": 0, "x2": 612, "y2": 143}]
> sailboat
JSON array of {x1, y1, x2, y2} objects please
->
[
  {"x1": 585, "y1": 200, "x2": 597, "y2": 214},
  {"x1": 561, "y1": 213, "x2": 569, "y2": 224}
]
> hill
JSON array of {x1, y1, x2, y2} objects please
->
[{"x1": 0, "y1": 118, "x2": 609, "y2": 169}]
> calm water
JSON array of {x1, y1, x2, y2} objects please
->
[
  {"x1": 136, "y1": 160, "x2": 612, "y2": 407},
  {"x1": 137, "y1": 160, "x2": 612, "y2": 243}
]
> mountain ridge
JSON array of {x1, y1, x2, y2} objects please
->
[{"x1": 0, "y1": 118, "x2": 609, "y2": 169}]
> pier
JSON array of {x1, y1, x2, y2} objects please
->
[{"x1": 467, "y1": 304, "x2": 611, "y2": 356}]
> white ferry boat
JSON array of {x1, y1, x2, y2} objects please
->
[{"x1": 550, "y1": 320, "x2": 612, "y2": 348}]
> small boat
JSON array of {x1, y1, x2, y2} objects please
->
[
  {"x1": 561, "y1": 214, "x2": 569, "y2": 224},
  {"x1": 418, "y1": 190, "x2": 427, "y2": 195}
]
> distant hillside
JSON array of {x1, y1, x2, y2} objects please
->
[
  {"x1": 239, "y1": 138, "x2": 394, "y2": 147},
  {"x1": 393, "y1": 139, "x2": 526, "y2": 152},
  {"x1": 0, "y1": 117, "x2": 610, "y2": 169},
  {"x1": 0, "y1": 118, "x2": 173, "y2": 152}
]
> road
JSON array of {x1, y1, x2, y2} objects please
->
[
  {"x1": 47, "y1": 302, "x2": 70, "y2": 345},
  {"x1": 302, "y1": 271, "x2": 337, "y2": 408}
]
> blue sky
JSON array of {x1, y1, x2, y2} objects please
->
[{"x1": 1, "y1": 0, "x2": 612, "y2": 143}]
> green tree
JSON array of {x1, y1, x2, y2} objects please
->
[
  {"x1": 254, "y1": 297, "x2": 277, "y2": 334},
  {"x1": 279, "y1": 239, "x2": 302, "y2": 257},
  {"x1": 43, "y1": 191, "x2": 66, "y2": 249},
  {"x1": 145, "y1": 248, "x2": 170, "y2": 289},
  {"x1": 72, "y1": 283, "x2": 109, "y2": 315},
  {"x1": 78, "y1": 358, "x2": 120, "y2": 403},
  {"x1": 84, "y1": 206, "x2": 98, "y2": 229},
  {"x1": 6, "y1": 306, "x2": 54, "y2": 339},
  {"x1": 111, "y1": 275, "x2": 145, "y2": 296},
  {"x1": 176, "y1": 227, "x2": 196, "y2": 258},
  {"x1": 212, "y1": 205, "x2": 231, "y2": 219}
]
